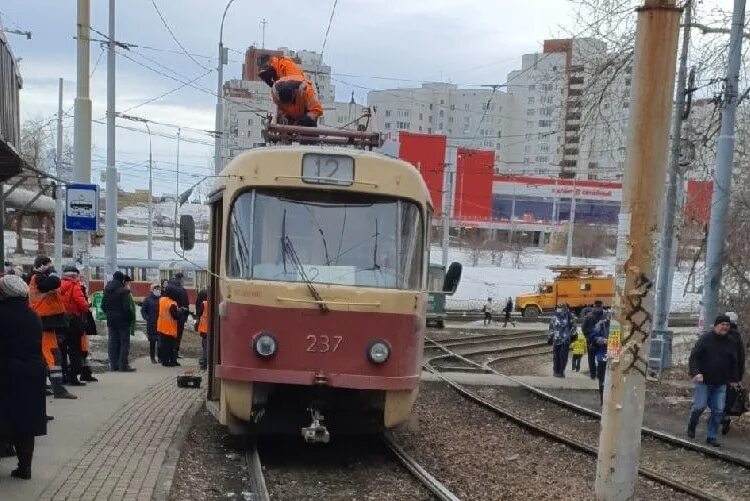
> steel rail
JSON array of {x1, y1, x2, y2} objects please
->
[
  {"x1": 245, "y1": 440, "x2": 271, "y2": 501},
  {"x1": 381, "y1": 432, "x2": 462, "y2": 501},
  {"x1": 424, "y1": 363, "x2": 722, "y2": 501},
  {"x1": 425, "y1": 336, "x2": 750, "y2": 470}
]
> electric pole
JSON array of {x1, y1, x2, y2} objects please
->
[
  {"x1": 595, "y1": 1, "x2": 681, "y2": 499},
  {"x1": 73, "y1": 0, "x2": 92, "y2": 273},
  {"x1": 104, "y1": 0, "x2": 118, "y2": 280},
  {"x1": 701, "y1": 0, "x2": 746, "y2": 325},
  {"x1": 654, "y1": 0, "x2": 693, "y2": 332},
  {"x1": 55, "y1": 78, "x2": 64, "y2": 265},
  {"x1": 260, "y1": 18, "x2": 267, "y2": 48}
]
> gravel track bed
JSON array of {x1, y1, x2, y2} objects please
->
[
  {"x1": 259, "y1": 435, "x2": 434, "y2": 501},
  {"x1": 392, "y1": 382, "x2": 685, "y2": 501},
  {"x1": 477, "y1": 385, "x2": 750, "y2": 501}
]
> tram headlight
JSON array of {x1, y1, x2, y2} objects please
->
[
  {"x1": 253, "y1": 333, "x2": 278, "y2": 358},
  {"x1": 367, "y1": 340, "x2": 390, "y2": 364}
]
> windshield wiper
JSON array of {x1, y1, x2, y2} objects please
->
[
  {"x1": 282, "y1": 236, "x2": 329, "y2": 314},
  {"x1": 371, "y1": 218, "x2": 380, "y2": 271}
]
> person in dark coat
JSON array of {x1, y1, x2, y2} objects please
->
[
  {"x1": 168, "y1": 273, "x2": 189, "y2": 358},
  {"x1": 140, "y1": 283, "x2": 162, "y2": 364},
  {"x1": 687, "y1": 315, "x2": 740, "y2": 446},
  {"x1": 0, "y1": 274, "x2": 48, "y2": 479},
  {"x1": 101, "y1": 271, "x2": 136, "y2": 372},
  {"x1": 502, "y1": 297, "x2": 515, "y2": 327},
  {"x1": 720, "y1": 312, "x2": 746, "y2": 435},
  {"x1": 582, "y1": 302, "x2": 604, "y2": 380}
]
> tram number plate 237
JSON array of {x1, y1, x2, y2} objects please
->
[{"x1": 306, "y1": 335, "x2": 343, "y2": 353}]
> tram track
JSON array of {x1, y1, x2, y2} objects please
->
[
  {"x1": 424, "y1": 335, "x2": 750, "y2": 501},
  {"x1": 249, "y1": 433, "x2": 459, "y2": 500}
]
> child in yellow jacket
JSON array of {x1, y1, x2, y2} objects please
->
[{"x1": 570, "y1": 327, "x2": 587, "y2": 373}]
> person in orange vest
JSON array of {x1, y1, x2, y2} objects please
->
[
  {"x1": 195, "y1": 288, "x2": 209, "y2": 370},
  {"x1": 271, "y1": 76, "x2": 324, "y2": 127},
  {"x1": 157, "y1": 286, "x2": 188, "y2": 367},
  {"x1": 257, "y1": 54, "x2": 305, "y2": 87},
  {"x1": 27, "y1": 256, "x2": 76, "y2": 399}
]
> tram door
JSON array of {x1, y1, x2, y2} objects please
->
[{"x1": 207, "y1": 197, "x2": 223, "y2": 401}]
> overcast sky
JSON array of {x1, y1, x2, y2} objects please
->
[{"x1": 0, "y1": 0, "x2": 670, "y2": 195}]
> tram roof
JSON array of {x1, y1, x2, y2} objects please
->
[{"x1": 214, "y1": 145, "x2": 432, "y2": 208}]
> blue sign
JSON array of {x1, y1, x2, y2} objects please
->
[{"x1": 65, "y1": 183, "x2": 99, "y2": 232}]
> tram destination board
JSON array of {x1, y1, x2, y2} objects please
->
[{"x1": 65, "y1": 183, "x2": 100, "y2": 231}]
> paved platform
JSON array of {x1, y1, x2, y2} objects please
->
[{"x1": 0, "y1": 357, "x2": 204, "y2": 501}]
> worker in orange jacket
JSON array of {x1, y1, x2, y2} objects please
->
[
  {"x1": 195, "y1": 288, "x2": 209, "y2": 370},
  {"x1": 271, "y1": 76, "x2": 324, "y2": 127},
  {"x1": 27, "y1": 256, "x2": 76, "y2": 399},
  {"x1": 157, "y1": 285, "x2": 188, "y2": 367}
]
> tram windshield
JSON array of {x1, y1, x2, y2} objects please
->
[{"x1": 228, "y1": 190, "x2": 424, "y2": 290}]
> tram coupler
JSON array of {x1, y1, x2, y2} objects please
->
[{"x1": 301, "y1": 408, "x2": 330, "y2": 443}]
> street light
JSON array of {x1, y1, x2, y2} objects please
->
[
  {"x1": 214, "y1": 0, "x2": 238, "y2": 176},
  {"x1": 115, "y1": 112, "x2": 154, "y2": 259}
]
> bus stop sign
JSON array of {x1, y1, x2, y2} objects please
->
[{"x1": 65, "y1": 183, "x2": 99, "y2": 231}]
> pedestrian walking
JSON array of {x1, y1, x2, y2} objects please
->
[
  {"x1": 549, "y1": 305, "x2": 573, "y2": 378},
  {"x1": 721, "y1": 311, "x2": 746, "y2": 435},
  {"x1": 102, "y1": 271, "x2": 136, "y2": 372},
  {"x1": 27, "y1": 256, "x2": 76, "y2": 399},
  {"x1": 59, "y1": 266, "x2": 89, "y2": 386},
  {"x1": 581, "y1": 301, "x2": 604, "y2": 380},
  {"x1": 140, "y1": 284, "x2": 161, "y2": 364},
  {"x1": 570, "y1": 327, "x2": 587, "y2": 373},
  {"x1": 502, "y1": 297, "x2": 515, "y2": 327},
  {"x1": 195, "y1": 288, "x2": 209, "y2": 370},
  {"x1": 168, "y1": 273, "x2": 189, "y2": 358},
  {"x1": 483, "y1": 298, "x2": 493, "y2": 326},
  {"x1": 0, "y1": 274, "x2": 48, "y2": 479},
  {"x1": 590, "y1": 315, "x2": 610, "y2": 404},
  {"x1": 687, "y1": 314, "x2": 741, "y2": 447},
  {"x1": 157, "y1": 286, "x2": 189, "y2": 367}
]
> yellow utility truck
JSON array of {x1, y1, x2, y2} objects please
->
[{"x1": 515, "y1": 265, "x2": 614, "y2": 318}]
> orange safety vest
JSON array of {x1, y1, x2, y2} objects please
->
[
  {"x1": 270, "y1": 56, "x2": 305, "y2": 80},
  {"x1": 28, "y1": 274, "x2": 66, "y2": 318},
  {"x1": 157, "y1": 297, "x2": 178, "y2": 337},
  {"x1": 198, "y1": 300, "x2": 209, "y2": 336}
]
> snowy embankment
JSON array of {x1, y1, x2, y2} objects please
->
[{"x1": 430, "y1": 246, "x2": 701, "y2": 314}]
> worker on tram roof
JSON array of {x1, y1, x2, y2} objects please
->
[
  {"x1": 271, "y1": 76, "x2": 324, "y2": 127},
  {"x1": 258, "y1": 54, "x2": 305, "y2": 87}
]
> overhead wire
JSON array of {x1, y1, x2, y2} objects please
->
[{"x1": 149, "y1": 0, "x2": 212, "y2": 71}]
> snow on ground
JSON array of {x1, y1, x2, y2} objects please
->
[
  {"x1": 119, "y1": 202, "x2": 209, "y2": 226},
  {"x1": 430, "y1": 246, "x2": 701, "y2": 313}
]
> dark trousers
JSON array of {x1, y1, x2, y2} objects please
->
[
  {"x1": 159, "y1": 334, "x2": 177, "y2": 366},
  {"x1": 175, "y1": 320, "x2": 186, "y2": 356},
  {"x1": 11, "y1": 434, "x2": 34, "y2": 474},
  {"x1": 199, "y1": 335, "x2": 208, "y2": 369},
  {"x1": 63, "y1": 319, "x2": 84, "y2": 378},
  {"x1": 552, "y1": 343, "x2": 570, "y2": 376},
  {"x1": 149, "y1": 339, "x2": 158, "y2": 361},
  {"x1": 571, "y1": 354, "x2": 582, "y2": 371},
  {"x1": 587, "y1": 343, "x2": 597, "y2": 379},
  {"x1": 56, "y1": 332, "x2": 69, "y2": 379},
  {"x1": 503, "y1": 311, "x2": 515, "y2": 327},
  {"x1": 484, "y1": 312, "x2": 492, "y2": 325},
  {"x1": 107, "y1": 325, "x2": 131, "y2": 371},
  {"x1": 597, "y1": 359, "x2": 607, "y2": 404}
]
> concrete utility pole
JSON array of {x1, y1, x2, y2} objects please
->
[
  {"x1": 701, "y1": 0, "x2": 746, "y2": 325},
  {"x1": 214, "y1": 0, "x2": 237, "y2": 175},
  {"x1": 260, "y1": 18, "x2": 267, "y2": 49},
  {"x1": 595, "y1": 1, "x2": 681, "y2": 499},
  {"x1": 442, "y1": 148, "x2": 457, "y2": 268},
  {"x1": 73, "y1": 0, "x2": 92, "y2": 271},
  {"x1": 55, "y1": 78, "x2": 64, "y2": 265},
  {"x1": 654, "y1": 0, "x2": 693, "y2": 332},
  {"x1": 104, "y1": 0, "x2": 118, "y2": 279}
]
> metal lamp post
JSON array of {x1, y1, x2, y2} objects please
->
[{"x1": 214, "y1": 0, "x2": 238, "y2": 175}]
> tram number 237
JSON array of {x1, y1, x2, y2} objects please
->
[{"x1": 306, "y1": 335, "x2": 343, "y2": 353}]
